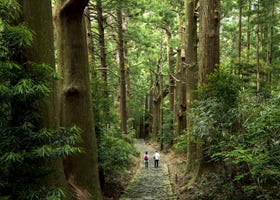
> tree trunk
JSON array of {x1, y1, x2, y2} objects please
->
[
  {"x1": 54, "y1": 0, "x2": 102, "y2": 199},
  {"x1": 20, "y1": 0, "x2": 71, "y2": 197},
  {"x1": 267, "y1": 1, "x2": 274, "y2": 85},
  {"x1": 185, "y1": 0, "x2": 199, "y2": 172},
  {"x1": 166, "y1": 26, "x2": 175, "y2": 145},
  {"x1": 199, "y1": 0, "x2": 220, "y2": 86},
  {"x1": 152, "y1": 67, "x2": 162, "y2": 139},
  {"x1": 116, "y1": 8, "x2": 127, "y2": 134},
  {"x1": 238, "y1": 0, "x2": 243, "y2": 64},
  {"x1": 84, "y1": 7, "x2": 94, "y2": 62},
  {"x1": 96, "y1": 0, "x2": 110, "y2": 127},
  {"x1": 256, "y1": 2, "x2": 260, "y2": 92},
  {"x1": 196, "y1": 0, "x2": 221, "y2": 177},
  {"x1": 247, "y1": 0, "x2": 252, "y2": 62},
  {"x1": 177, "y1": 13, "x2": 187, "y2": 135}
]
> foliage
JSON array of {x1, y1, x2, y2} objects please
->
[
  {"x1": 0, "y1": 1, "x2": 80, "y2": 199},
  {"x1": 98, "y1": 127, "x2": 138, "y2": 183},
  {"x1": 186, "y1": 70, "x2": 241, "y2": 155},
  {"x1": 178, "y1": 69, "x2": 280, "y2": 198},
  {"x1": 194, "y1": 93, "x2": 280, "y2": 200},
  {"x1": 174, "y1": 131, "x2": 189, "y2": 154}
]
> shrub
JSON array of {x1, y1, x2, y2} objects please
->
[{"x1": 98, "y1": 128, "x2": 138, "y2": 182}]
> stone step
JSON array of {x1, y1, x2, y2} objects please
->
[{"x1": 120, "y1": 139, "x2": 177, "y2": 200}]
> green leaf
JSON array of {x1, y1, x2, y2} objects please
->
[{"x1": 1, "y1": 152, "x2": 23, "y2": 164}]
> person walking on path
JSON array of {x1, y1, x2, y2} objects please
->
[
  {"x1": 143, "y1": 151, "x2": 149, "y2": 168},
  {"x1": 153, "y1": 151, "x2": 160, "y2": 168}
]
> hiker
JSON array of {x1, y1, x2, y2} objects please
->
[
  {"x1": 143, "y1": 151, "x2": 149, "y2": 168},
  {"x1": 153, "y1": 151, "x2": 160, "y2": 168}
]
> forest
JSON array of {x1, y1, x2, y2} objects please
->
[{"x1": 0, "y1": 0, "x2": 279, "y2": 199}]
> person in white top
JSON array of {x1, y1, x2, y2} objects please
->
[{"x1": 153, "y1": 151, "x2": 160, "y2": 168}]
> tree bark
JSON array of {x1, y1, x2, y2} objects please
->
[
  {"x1": 238, "y1": 0, "x2": 243, "y2": 64},
  {"x1": 246, "y1": 0, "x2": 252, "y2": 62},
  {"x1": 177, "y1": 13, "x2": 187, "y2": 135},
  {"x1": 54, "y1": 0, "x2": 102, "y2": 199},
  {"x1": 96, "y1": 0, "x2": 110, "y2": 126},
  {"x1": 196, "y1": 0, "x2": 220, "y2": 177},
  {"x1": 199, "y1": 0, "x2": 220, "y2": 86},
  {"x1": 165, "y1": 26, "x2": 175, "y2": 145},
  {"x1": 116, "y1": 8, "x2": 127, "y2": 134},
  {"x1": 256, "y1": 1, "x2": 260, "y2": 92},
  {"x1": 185, "y1": 0, "x2": 199, "y2": 172},
  {"x1": 20, "y1": 0, "x2": 71, "y2": 197}
]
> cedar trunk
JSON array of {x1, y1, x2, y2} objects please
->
[
  {"x1": 117, "y1": 8, "x2": 127, "y2": 134},
  {"x1": 196, "y1": 0, "x2": 220, "y2": 177},
  {"x1": 54, "y1": 0, "x2": 102, "y2": 199},
  {"x1": 199, "y1": 0, "x2": 220, "y2": 86},
  {"x1": 166, "y1": 26, "x2": 175, "y2": 145},
  {"x1": 247, "y1": 0, "x2": 252, "y2": 62},
  {"x1": 20, "y1": 0, "x2": 70, "y2": 197},
  {"x1": 185, "y1": 0, "x2": 199, "y2": 172},
  {"x1": 177, "y1": 13, "x2": 187, "y2": 135},
  {"x1": 96, "y1": 0, "x2": 110, "y2": 125}
]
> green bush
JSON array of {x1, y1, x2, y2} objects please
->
[{"x1": 98, "y1": 128, "x2": 138, "y2": 182}]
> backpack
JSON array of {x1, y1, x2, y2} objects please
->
[{"x1": 144, "y1": 155, "x2": 148, "y2": 161}]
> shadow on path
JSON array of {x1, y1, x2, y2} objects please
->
[{"x1": 120, "y1": 139, "x2": 177, "y2": 200}]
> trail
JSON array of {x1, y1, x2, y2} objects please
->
[{"x1": 120, "y1": 139, "x2": 177, "y2": 200}]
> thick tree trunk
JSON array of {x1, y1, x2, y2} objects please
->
[
  {"x1": 199, "y1": 0, "x2": 220, "y2": 86},
  {"x1": 152, "y1": 70, "x2": 161, "y2": 138},
  {"x1": 185, "y1": 0, "x2": 199, "y2": 172},
  {"x1": 196, "y1": 0, "x2": 220, "y2": 177},
  {"x1": 20, "y1": 0, "x2": 70, "y2": 197},
  {"x1": 54, "y1": 0, "x2": 102, "y2": 199},
  {"x1": 116, "y1": 8, "x2": 127, "y2": 134}
]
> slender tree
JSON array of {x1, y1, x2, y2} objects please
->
[
  {"x1": 246, "y1": 0, "x2": 252, "y2": 62},
  {"x1": 238, "y1": 0, "x2": 243, "y2": 64},
  {"x1": 177, "y1": 12, "x2": 187, "y2": 135},
  {"x1": 116, "y1": 6, "x2": 127, "y2": 134},
  {"x1": 96, "y1": 0, "x2": 109, "y2": 108},
  {"x1": 54, "y1": 0, "x2": 102, "y2": 199},
  {"x1": 166, "y1": 25, "x2": 175, "y2": 145}
]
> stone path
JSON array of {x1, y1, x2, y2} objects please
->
[{"x1": 120, "y1": 139, "x2": 177, "y2": 200}]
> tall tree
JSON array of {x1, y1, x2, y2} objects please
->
[
  {"x1": 116, "y1": 6, "x2": 127, "y2": 134},
  {"x1": 185, "y1": 0, "x2": 199, "y2": 171},
  {"x1": 177, "y1": 12, "x2": 187, "y2": 135},
  {"x1": 238, "y1": 0, "x2": 243, "y2": 64},
  {"x1": 246, "y1": 0, "x2": 252, "y2": 62},
  {"x1": 19, "y1": 0, "x2": 71, "y2": 197},
  {"x1": 192, "y1": 0, "x2": 220, "y2": 177},
  {"x1": 96, "y1": 0, "x2": 110, "y2": 120},
  {"x1": 54, "y1": 0, "x2": 102, "y2": 199},
  {"x1": 199, "y1": 0, "x2": 220, "y2": 86},
  {"x1": 166, "y1": 25, "x2": 175, "y2": 145}
]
